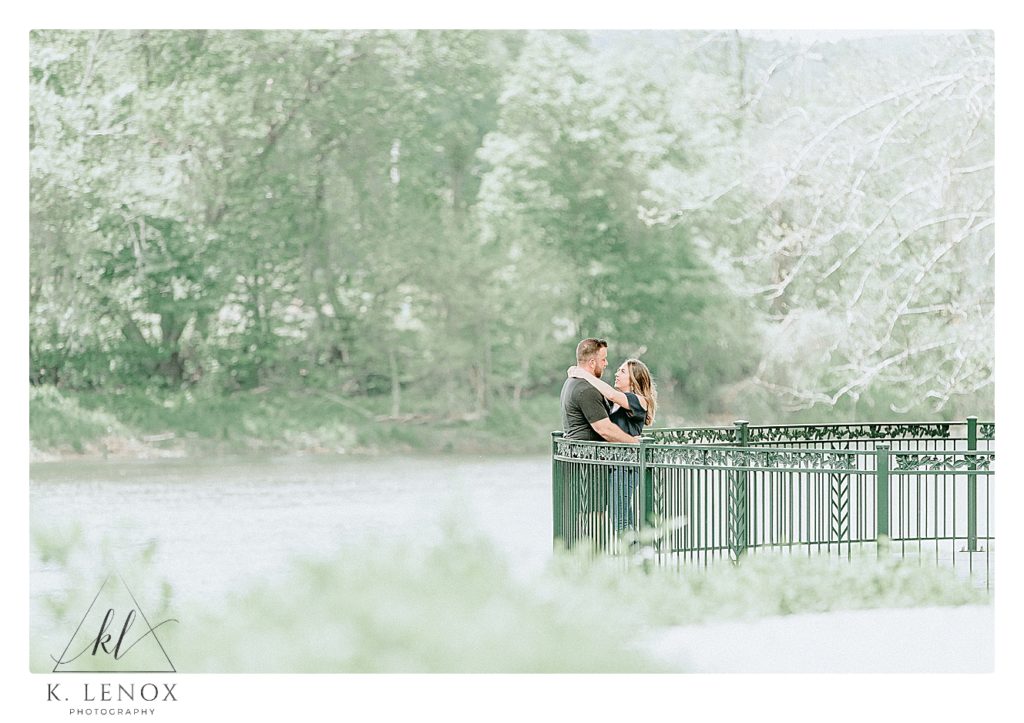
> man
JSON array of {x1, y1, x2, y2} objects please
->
[{"x1": 560, "y1": 338, "x2": 639, "y2": 443}]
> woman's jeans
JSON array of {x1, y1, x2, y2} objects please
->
[{"x1": 609, "y1": 466, "x2": 638, "y2": 532}]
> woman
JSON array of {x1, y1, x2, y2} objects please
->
[{"x1": 568, "y1": 358, "x2": 657, "y2": 532}]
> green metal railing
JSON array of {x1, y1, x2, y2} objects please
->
[{"x1": 552, "y1": 419, "x2": 995, "y2": 588}]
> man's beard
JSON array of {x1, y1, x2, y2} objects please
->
[{"x1": 593, "y1": 366, "x2": 602, "y2": 379}]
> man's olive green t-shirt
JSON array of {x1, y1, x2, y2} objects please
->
[{"x1": 560, "y1": 377, "x2": 610, "y2": 441}]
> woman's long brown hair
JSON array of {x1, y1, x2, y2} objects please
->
[{"x1": 625, "y1": 358, "x2": 657, "y2": 426}]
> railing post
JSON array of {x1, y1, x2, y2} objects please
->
[
  {"x1": 551, "y1": 431, "x2": 564, "y2": 550},
  {"x1": 729, "y1": 420, "x2": 750, "y2": 562},
  {"x1": 735, "y1": 419, "x2": 750, "y2": 448},
  {"x1": 639, "y1": 435, "x2": 655, "y2": 571},
  {"x1": 966, "y1": 416, "x2": 978, "y2": 552},
  {"x1": 876, "y1": 443, "x2": 890, "y2": 559},
  {"x1": 640, "y1": 435, "x2": 654, "y2": 528}
]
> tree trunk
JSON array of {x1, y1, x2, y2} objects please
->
[
  {"x1": 159, "y1": 312, "x2": 187, "y2": 384},
  {"x1": 389, "y1": 347, "x2": 401, "y2": 417}
]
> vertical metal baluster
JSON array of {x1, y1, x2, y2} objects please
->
[
  {"x1": 967, "y1": 416, "x2": 978, "y2": 553},
  {"x1": 639, "y1": 436, "x2": 653, "y2": 563},
  {"x1": 876, "y1": 443, "x2": 890, "y2": 560},
  {"x1": 730, "y1": 421, "x2": 749, "y2": 562},
  {"x1": 986, "y1": 472, "x2": 991, "y2": 589}
]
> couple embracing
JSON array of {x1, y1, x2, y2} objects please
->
[{"x1": 559, "y1": 337, "x2": 657, "y2": 532}]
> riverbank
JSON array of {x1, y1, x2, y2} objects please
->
[
  {"x1": 29, "y1": 383, "x2": 979, "y2": 463},
  {"x1": 29, "y1": 385, "x2": 568, "y2": 462}
]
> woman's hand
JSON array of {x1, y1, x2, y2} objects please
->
[{"x1": 567, "y1": 365, "x2": 587, "y2": 379}]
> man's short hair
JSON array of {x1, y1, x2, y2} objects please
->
[{"x1": 576, "y1": 338, "x2": 608, "y2": 364}]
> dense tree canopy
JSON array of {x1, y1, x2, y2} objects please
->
[
  {"x1": 638, "y1": 31, "x2": 994, "y2": 416},
  {"x1": 30, "y1": 30, "x2": 994, "y2": 421}
]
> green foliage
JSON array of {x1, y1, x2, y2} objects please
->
[
  {"x1": 29, "y1": 29, "x2": 752, "y2": 418},
  {"x1": 29, "y1": 386, "x2": 128, "y2": 453},
  {"x1": 31, "y1": 519, "x2": 986, "y2": 672},
  {"x1": 548, "y1": 547, "x2": 987, "y2": 628},
  {"x1": 173, "y1": 522, "x2": 656, "y2": 672},
  {"x1": 30, "y1": 30, "x2": 992, "y2": 430}
]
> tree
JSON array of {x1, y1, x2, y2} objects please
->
[
  {"x1": 640, "y1": 31, "x2": 994, "y2": 416},
  {"x1": 476, "y1": 31, "x2": 756, "y2": 407}
]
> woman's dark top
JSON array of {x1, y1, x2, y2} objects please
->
[{"x1": 609, "y1": 391, "x2": 646, "y2": 437}]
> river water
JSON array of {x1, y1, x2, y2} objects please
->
[{"x1": 29, "y1": 454, "x2": 553, "y2": 652}]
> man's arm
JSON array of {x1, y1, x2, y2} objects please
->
[
  {"x1": 573, "y1": 382, "x2": 636, "y2": 443},
  {"x1": 590, "y1": 417, "x2": 640, "y2": 444}
]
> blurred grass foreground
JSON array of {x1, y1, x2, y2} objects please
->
[{"x1": 32, "y1": 521, "x2": 987, "y2": 673}]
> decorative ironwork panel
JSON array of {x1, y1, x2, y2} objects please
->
[
  {"x1": 648, "y1": 445, "x2": 728, "y2": 467},
  {"x1": 555, "y1": 440, "x2": 640, "y2": 464},
  {"x1": 727, "y1": 466, "x2": 748, "y2": 561},
  {"x1": 747, "y1": 423, "x2": 954, "y2": 444},
  {"x1": 891, "y1": 452, "x2": 995, "y2": 472},
  {"x1": 650, "y1": 422, "x2": 995, "y2": 447},
  {"x1": 829, "y1": 472, "x2": 850, "y2": 542},
  {"x1": 755, "y1": 449, "x2": 858, "y2": 471},
  {"x1": 647, "y1": 427, "x2": 736, "y2": 445},
  {"x1": 649, "y1": 445, "x2": 862, "y2": 472},
  {"x1": 650, "y1": 478, "x2": 666, "y2": 525},
  {"x1": 570, "y1": 477, "x2": 591, "y2": 514}
]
